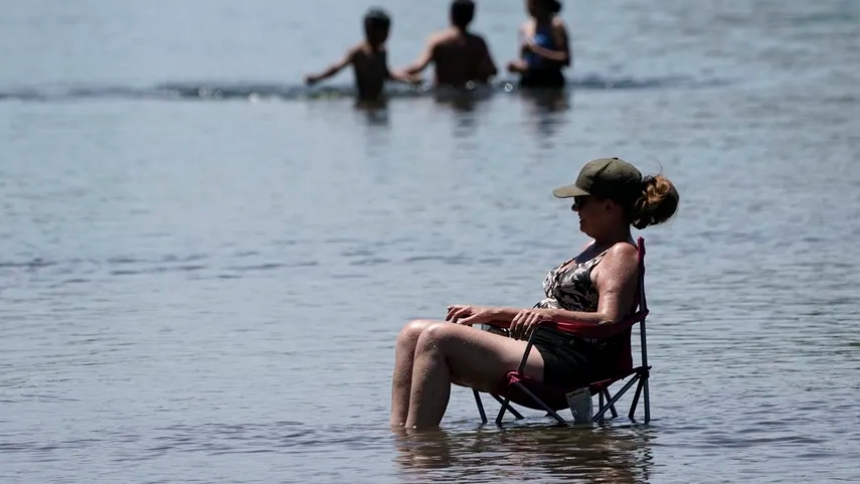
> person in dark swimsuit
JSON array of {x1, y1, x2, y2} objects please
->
[
  {"x1": 391, "y1": 157, "x2": 680, "y2": 430},
  {"x1": 507, "y1": 0, "x2": 571, "y2": 89}
]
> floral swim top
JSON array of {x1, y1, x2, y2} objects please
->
[
  {"x1": 533, "y1": 250, "x2": 626, "y2": 355},
  {"x1": 534, "y1": 251, "x2": 608, "y2": 313}
]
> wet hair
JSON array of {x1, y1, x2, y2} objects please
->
[
  {"x1": 539, "y1": 0, "x2": 562, "y2": 14},
  {"x1": 451, "y1": 0, "x2": 475, "y2": 29},
  {"x1": 626, "y1": 175, "x2": 679, "y2": 230},
  {"x1": 529, "y1": 0, "x2": 561, "y2": 15},
  {"x1": 364, "y1": 7, "x2": 391, "y2": 31}
]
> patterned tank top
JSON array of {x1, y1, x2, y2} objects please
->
[
  {"x1": 533, "y1": 250, "x2": 625, "y2": 355},
  {"x1": 534, "y1": 251, "x2": 607, "y2": 313}
]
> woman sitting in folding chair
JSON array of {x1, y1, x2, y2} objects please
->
[{"x1": 390, "y1": 157, "x2": 679, "y2": 430}]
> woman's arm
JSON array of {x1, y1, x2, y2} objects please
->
[
  {"x1": 486, "y1": 306, "x2": 526, "y2": 323},
  {"x1": 509, "y1": 243, "x2": 639, "y2": 339},
  {"x1": 547, "y1": 243, "x2": 639, "y2": 324},
  {"x1": 524, "y1": 19, "x2": 571, "y2": 66},
  {"x1": 507, "y1": 24, "x2": 529, "y2": 73},
  {"x1": 447, "y1": 305, "x2": 523, "y2": 325}
]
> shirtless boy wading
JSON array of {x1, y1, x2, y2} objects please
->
[
  {"x1": 403, "y1": 0, "x2": 498, "y2": 88},
  {"x1": 304, "y1": 8, "x2": 418, "y2": 101}
]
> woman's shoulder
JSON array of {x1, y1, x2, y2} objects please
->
[
  {"x1": 520, "y1": 19, "x2": 533, "y2": 32},
  {"x1": 569, "y1": 240, "x2": 636, "y2": 265},
  {"x1": 605, "y1": 241, "x2": 638, "y2": 259},
  {"x1": 599, "y1": 242, "x2": 640, "y2": 273}
]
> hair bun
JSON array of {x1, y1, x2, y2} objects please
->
[{"x1": 630, "y1": 174, "x2": 679, "y2": 229}]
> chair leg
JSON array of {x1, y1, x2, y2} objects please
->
[
  {"x1": 593, "y1": 375, "x2": 638, "y2": 422},
  {"x1": 491, "y1": 394, "x2": 524, "y2": 420},
  {"x1": 643, "y1": 376, "x2": 651, "y2": 424},
  {"x1": 495, "y1": 394, "x2": 513, "y2": 425},
  {"x1": 596, "y1": 391, "x2": 605, "y2": 423},
  {"x1": 510, "y1": 382, "x2": 567, "y2": 426},
  {"x1": 629, "y1": 378, "x2": 643, "y2": 421},
  {"x1": 602, "y1": 390, "x2": 618, "y2": 419},
  {"x1": 474, "y1": 389, "x2": 487, "y2": 424}
]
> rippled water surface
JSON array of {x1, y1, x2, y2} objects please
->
[{"x1": 2, "y1": 1, "x2": 859, "y2": 483}]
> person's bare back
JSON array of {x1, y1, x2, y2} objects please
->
[
  {"x1": 350, "y1": 43, "x2": 390, "y2": 100},
  {"x1": 428, "y1": 29, "x2": 496, "y2": 87},
  {"x1": 401, "y1": 0, "x2": 498, "y2": 89}
]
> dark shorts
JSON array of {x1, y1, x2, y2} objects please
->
[
  {"x1": 531, "y1": 327, "x2": 613, "y2": 387},
  {"x1": 484, "y1": 325, "x2": 613, "y2": 387},
  {"x1": 519, "y1": 69, "x2": 566, "y2": 89}
]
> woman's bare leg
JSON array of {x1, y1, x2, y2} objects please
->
[
  {"x1": 390, "y1": 319, "x2": 436, "y2": 427},
  {"x1": 404, "y1": 322, "x2": 545, "y2": 429}
]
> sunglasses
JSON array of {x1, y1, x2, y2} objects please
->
[{"x1": 572, "y1": 195, "x2": 591, "y2": 210}]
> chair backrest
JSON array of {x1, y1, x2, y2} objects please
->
[
  {"x1": 636, "y1": 237, "x2": 650, "y2": 372},
  {"x1": 612, "y1": 237, "x2": 649, "y2": 376}
]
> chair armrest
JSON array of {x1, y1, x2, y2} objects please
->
[
  {"x1": 539, "y1": 309, "x2": 649, "y2": 339},
  {"x1": 480, "y1": 319, "x2": 514, "y2": 329}
]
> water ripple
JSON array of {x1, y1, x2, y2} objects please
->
[{"x1": 0, "y1": 74, "x2": 726, "y2": 103}]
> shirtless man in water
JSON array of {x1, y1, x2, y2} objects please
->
[
  {"x1": 402, "y1": 0, "x2": 498, "y2": 88},
  {"x1": 305, "y1": 8, "x2": 418, "y2": 101}
]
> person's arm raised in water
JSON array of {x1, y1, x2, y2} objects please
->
[
  {"x1": 400, "y1": 34, "x2": 439, "y2": 81},
  {"x1": 305, "y1": 46, "x2": 357, "y2": 85}
]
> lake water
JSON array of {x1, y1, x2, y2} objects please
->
[{"x1": 2, "y1": 1, "x2": 859, "y2": 483}]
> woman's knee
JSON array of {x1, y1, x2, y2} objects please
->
[
  {"x1": 414, "y1": 322, "x2": 458, "y2": 355},
  {"x1": 396, "y1": 319, "x2": 437, "y2": 350}
]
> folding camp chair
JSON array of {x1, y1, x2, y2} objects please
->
[{"x1": 473, "y1": 237, "x2": 651, "y2": 426}]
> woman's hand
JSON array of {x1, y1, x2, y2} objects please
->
[
  {"x1": 522, "y1": 38, "x2": 538, "y2": 54},
  {"x1": 510, "y1": 309, "x2": 552, "y2": 340},
  {"x1": 446, "y1": 305, "x2": 498, "y2": 326}
]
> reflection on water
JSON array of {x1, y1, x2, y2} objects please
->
[
  {"x1": 521, "y1": 89, "x2": 572, "y2": 113},
  {"x1": 432, "y1": 86, "x2": 495, "y2": 113},
  {"x1": 393, "y1": 426, "x2": 654, "y2": 483},
  {"x1": 521, "y1": 89, "x2": 573, "y2": 142},
  {"x1": 355, "y1": 99, "x2": 392, "y2": 127}
]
